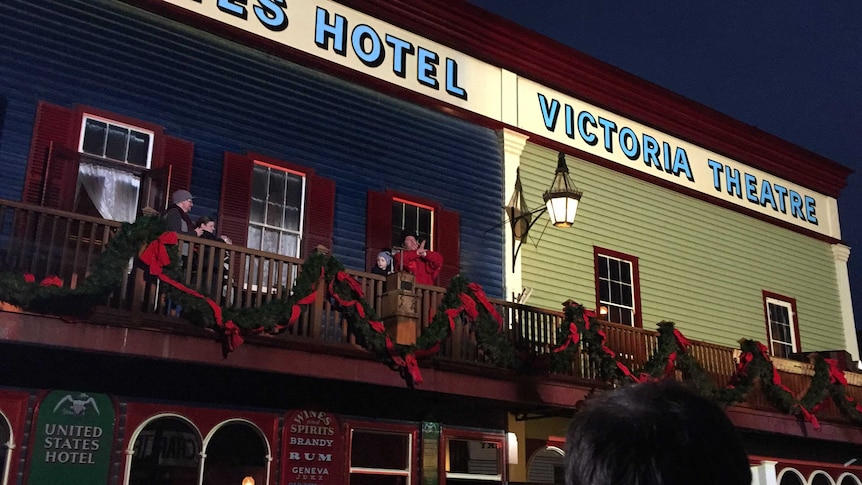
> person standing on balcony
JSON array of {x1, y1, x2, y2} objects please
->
[
  {"x1": 393, "y1": 231, "x2": 443, "y2": 286},
  {"x1": 196, "y1": 216, "x2": 232, "y2": 245},
  {"x1": 372, "y1": 250, "x2": 393, "y2": 277},
  {"x1": 163, "y1": 189, "x2": 203, "y2": 237},
  {"x1": 564, "y1": 381, "x2": 751, "y2": 485}
]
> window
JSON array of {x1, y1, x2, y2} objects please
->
[
  {"x1": 444, "y1": 431, "x2": 505, "y2": 484},
  {"x1": 247, "y1": 162, "x2": 305, "y2": 258},
  {"x1": 75, "y1": 115, "x2": 155, "y2": 222},
  {"x1": 219, "y1": 152, "x2": 334, "y2": 258},
  {"x1": 80, "y1": 115, "x2": 153, "y2": 167},
  {"x1": 366, "y1": 190, "x2": 460, "y2": 286},
  {"x1": 347, "y1": 423, "x2": 416, "y2": 485},
  {"x1": 391, "y1": 198, "x2": 434, "y2": 250},
  {"x1": 763, "y1": 292, "x2": 800, "y2": 358},
  {"x1": 594, "y1": 247, "x2": 641, "y2": 327},
  {"x1": 24, "y1": 101, "x2": 194, "y2": 221}
]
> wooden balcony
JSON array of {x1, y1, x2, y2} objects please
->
[{"x1": 0, "y1": 199, "x2": 861, "y2": 431}]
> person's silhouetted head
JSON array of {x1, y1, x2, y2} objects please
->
[{"x1": 565, "y1": 381, "x2": 750, "y2": 485}]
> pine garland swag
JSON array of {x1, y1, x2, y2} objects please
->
[{"x1": 2, "y1": 219, "x2": 862, "y2": 426}]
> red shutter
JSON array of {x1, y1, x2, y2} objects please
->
[
  {"x1": 219, "y1": 152, "x2": 253, "y2": 247},
  {"x1": 366, "y1": 190, "x2": 393, "y2": 271},
  {"x1": 436, "y1": 207, "x2": 460, "y2": 287},
  {"x1": 23, "y1": 102, "x2": 77, "y2": 208},
  {"x1": 302, "y1": 173, "x2": 335, "y2": 257},
  {"x1": 160, "y1": 135, "x2": 194, "y2": 195}
]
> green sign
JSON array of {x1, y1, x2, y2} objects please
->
[
  {"x1": 27, "y1": 390, "x2": 114, "y2": 485},
  {"x1": 421, "y1": 421, "x2": 440, "y2": 485}
]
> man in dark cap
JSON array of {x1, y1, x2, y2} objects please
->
[
  {"x1": 163, "y1": 189, "x2": 203, "y2": 236},
  {"x1": 393, "y1": 230, "x2": 443, "y2": 286}
]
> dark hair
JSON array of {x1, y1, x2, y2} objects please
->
[
  {"x1": 195, "y1": 216, "x2": 214, "y2": 228},
  {"x1": 400, "y1": 229, "x2": 419, "y2": 245},
  {"x1": 565, "y1": 381, "x2": 750, "y2": 485}
]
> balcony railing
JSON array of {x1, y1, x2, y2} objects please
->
[{"x1": 0, "y1": 200, "x2": 860, "y2": 424}]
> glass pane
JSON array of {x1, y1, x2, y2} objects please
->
[
  {"x1": 351, "y1": 431, "x2": 409, "y2": 469},
  {"x1": 82, "y1": 119, "x2": 107, "y2": 155},
  {"x1": 610, "y1": 282, "x2": 622, "y2": 304},
  {"x1": 609, "y1": 259, "x2": 620, "y2": 281},
  {"x1": 599, "y1": 281, "x2": 609, "y2": 302},
  {"x1": 203, "y1": 423, "x2": 266, "y2": 485},
  {"x1": 286, "y1": 173, "x2": 303, "y2": 209},
  {"x1": 127, "y1": 130, "x2": 150, "y2": 167},
  {"x1": 350, "y1": 475, "x2": 407, "y2": 485},
  {"x1": 598, "y1": 257, "x2": 608, "y2": 279},
  {"x1": 105, "y1": 124, "x2": 129, "y2": 161},
  {"x1": 418, "y1": 207, "x2": 432, "y2": 244},
  {"x1": 621, "y1": 284, "x2": 633, "y2": 307},
  {"x1": 268, "y1": 168, "x2": 286, "y2": 205},
  {"x1": 620, "y1": 261, "x2": 631, "y2": 281},
  {"x1": 262, "y1": 228, "x2": 279, "y2": 253},
  {"x1": 619, "y1": 308, "x2": 633, "y2": 326},
  {"x1": 247, "y1": 225, "x2": 262, "y2": 251},
  {"x1": 266, "y1": 201, "x2": 284, "y2": 227},
  {"x1": 129, "y1": 418, "x2": 200, "y2": 485},
  {"x1": 447, "y1": 439, "x2": 501, "y2": 475},
  {"x1": 251, "y1": 165, "x2": 268, "y2": 201},
  {"x1": 403, "y1": 205, "x2": 418, "y2": 236},
  {"x1": 281, "y1": 233, "x2": 299, "y2": 258},
  {"x1": 249, "y1": 199, "x2": 265, "y2": 224},
  {"x1": 285, "y1": 205, "x2": 300, "y2": 232}
]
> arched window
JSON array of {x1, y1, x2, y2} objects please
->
[
  {"x1": 810, "y1": 471, "x2": 836, "y2": 485},
  {"x1": 777, "y1": 468, "x2": 806, "y2": 485},
  {"x1": 128, "y1": 416, "x2": 201, "y2": 485},
  {"x1": 0, "y1": 412, "x2": 10, "y2": 485},
  {"x1": 202, "y1": 421, "x2": 269, "y2": 485},
  {"x1": 838, "y1": 473, "x2": 862, "y2": 485},
  {"x1": 527, "y1": 446, "x2": 565, "y2": 484}
]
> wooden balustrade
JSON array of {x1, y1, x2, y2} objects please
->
[{"x1": 0, "y1": 199, "x2": 860, "y2": 424}]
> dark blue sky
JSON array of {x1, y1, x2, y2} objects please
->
[{"x1": 469, "y1": 1, "x2": 862, "y2": 327}]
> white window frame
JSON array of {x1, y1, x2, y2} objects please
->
[
  {"x1": 392, "y1": 197, "x2": 435, "y2": 251},
  {"x1": 78, "y1": 114, "x2": 154, "y2": 169},
  {"x1": 597, "y1": 253, "x2": 636, "y2": 326},
  {"x1": 765, "y1": 296, "x2": 798, "y2": 357},
  {"x1": 247, "y1": 162, "x2": 306, "y2": 259},
  {"x1": 348, "y1": 428, "x2": 413, "y2": 483}
]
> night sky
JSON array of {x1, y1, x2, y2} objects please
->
[{"x1": 469, "y1": 1, "x2": 862, "y2": 328}]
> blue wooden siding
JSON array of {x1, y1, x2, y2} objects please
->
[{"x1": 0, "y1": 0, "x2": 504, "y2": 295}]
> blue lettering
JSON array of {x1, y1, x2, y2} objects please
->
[
  {"x1": 417, "y1": 47, "x2": 439, "y2": 89},
  {"x1": 444, "y1": 58, "x2": 467, "y2": 100},
  {"x1": 538, "y1": 94, "x2": 560, "y2": 131},
  {"x1": 707, "y1": 160, "x2": 723, "y2": 191},
  {"x1": 314, "y1": 8, "x2": 347, "y2": 56},
  {"x1": 385, "y1": 35, "x2": 414, "y2": 78},
  {"x1": 773, "y1": 184, "x2": 788, "y2": 213},
  {"x1": 598, "y1": 118, "x2": 617, "y2": 153},
  {"x1": 254, "y1": 0, "x2": 288, "y2": 31},
  {"x1": 352, "y1": 25, "x2": 384, "y2": 67},
  {"x1": 759, "y1": 180, "x2": 777, "y2": 210},
  {"x1": 805, "y1": 196, "x2": 818, "y2": 225},
  {"x1": 672, "y1": 148, "x2": 693, "y2": 181},
  {"x1": 726, "y1": 168, "x2": 742, "y2": 198},
  {"x1": 218, "y1": 0, "x2": 246, "y2": 19},
  {"x1": 744, "y1": 174, "x2": 758, "y2": 203},
  {"x1": 642, "y1": 134, "x2": 660, "y2": 170},
  {"x1": 578, "y1": 111, "x2": 597, "y2": 146},
  {"x1": 619, "y1": 127, "x2": 639, "y2": 160},
  {"x1": 565, "y1": 105, "x2": 576, "y2": 139},
  {"x1": 789, "y1": 190, "x2": 804, "y2": 219}
]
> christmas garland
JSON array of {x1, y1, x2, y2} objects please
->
[
  {"x1": 2, "y1": 219, "x2": 862, "y2": 426},
  {"x1": 549, "y1": 302, "x2": 862, "y2": 428}
]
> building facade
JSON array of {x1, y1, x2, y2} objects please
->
[{"x1": 0, "y1": 1, "x2": 859, "y2": 484}]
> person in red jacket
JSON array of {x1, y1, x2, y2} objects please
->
[{"x1": 393, "y1": 231, "x2": 443, "y2": 286}]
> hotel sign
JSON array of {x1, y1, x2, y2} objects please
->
[{"x1": 158, "y1": 0, "x2": 837, "y2": 238}]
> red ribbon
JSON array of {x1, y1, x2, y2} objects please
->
[
  {"x1": 385, "y1": 337, "x2": 423, "y2": 384},
  {"x1": 369, "y1": 320, "x2": 385, "y2": 333},
  {"x1": 458, "y1": 293, "x2": 479, "y2": 320},
  {"x1": 40, "y1": 275, "x2": 63, "y2": 287},
  {"x1": 445, "y1": 308, "x2": 461, "y2": 331},
  {"x1": 23, "y1": 273, "x2": 35, "y2": 283},
  {"x1": 825, "y1": 358, "x2": 848, "y2": 385},
  {"x1": 140, "y1": 232, "x2": 244, "y2": 353},
  {"x1": 673, "y1": 328, "x2": 691, "y2": 350},
  {"x1": 795, "y1": 404, "x2": 821, "y2": 431},
  {"x1": 467, "y1": 282, "x2": 503, "y2": 327},
  {"x1": 552, "y1": 322, "x2": 580, "y2": 353}
]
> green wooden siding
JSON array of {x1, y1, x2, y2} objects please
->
[{"x1": 519, "y1": 143, "x2": 844, "y2": 351}]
